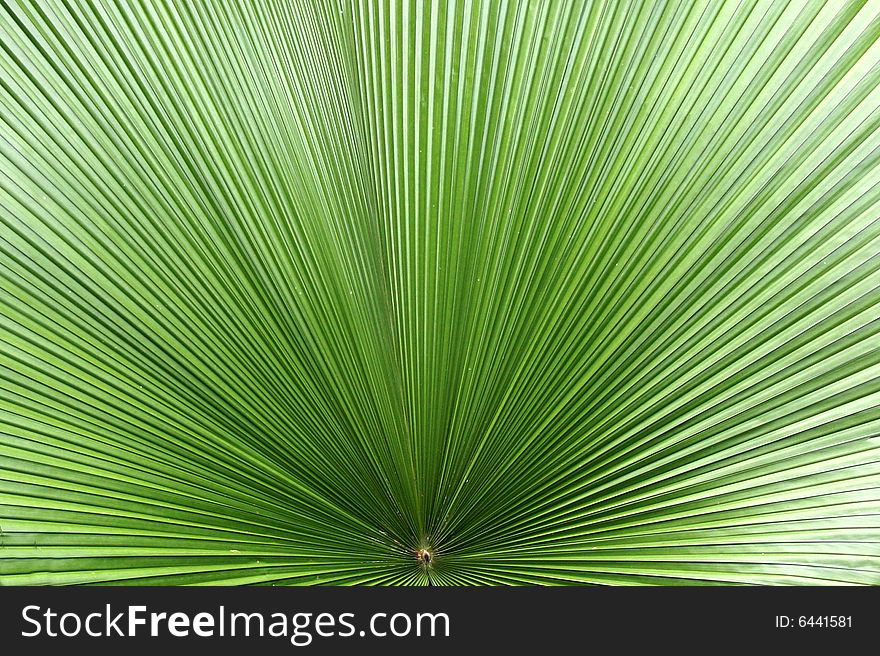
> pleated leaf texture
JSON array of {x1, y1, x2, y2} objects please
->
[{"x1": 2, "y1": 0, "x2": 880, "y2": 586}]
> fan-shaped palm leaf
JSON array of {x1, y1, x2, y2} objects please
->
[{"x1": 1, "y1": 0, "x2": 880, "y2": 585}]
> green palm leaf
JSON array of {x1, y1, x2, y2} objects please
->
[{"x1": 1, "y1": 0, "x2": 879, "y2": 585}]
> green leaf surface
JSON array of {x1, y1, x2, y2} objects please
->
[{"x1": 1, "y1": 0, "x2": 879, "y2": 585}]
